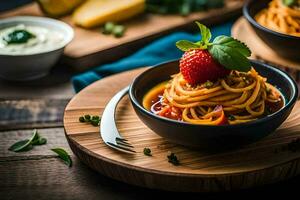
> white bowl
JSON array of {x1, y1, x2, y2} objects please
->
[{"x1": 0, "y1": 16, "x2": 74, "y2": 81}]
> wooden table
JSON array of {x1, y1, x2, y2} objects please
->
[
  {"x1": 1, "y1": 2, "x2": 300, "y2": 200},
  {"x1": 1, "y1": 62, "x2": 300, "y2": 200}
]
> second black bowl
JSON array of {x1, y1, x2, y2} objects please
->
[
  {"x1": 129, "y1": 60, "x2": 298, "y2": 150},
  {"x1": 243, "y1": 0, "x2": 300, "y2": 61}
]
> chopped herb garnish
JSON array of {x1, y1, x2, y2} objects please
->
[
  {"x1": 228, "y1": 115, "x2": 235, "y2": 121},
  {"x1": 79, "y1": 114, "x2": 101, "y2": 126},
  {"x1": 102, "y1": 22, "x2": 126, "y2": 38},
  {"x1": 79, "y1": 116, "x2": 85, "y2": 122},
  {"x1": 37, "y1": 137, "x2": 47, "y2": 145},
  {"x1": 92, "y1": 115, "x2": 100, "y2": 121},
  {"x1": 3, "y1": 29, "x2": 35, "y2": 45},
  {"x1": 91, "y1": 120, "x2": 99, "y2": 126},
  {"x1": 8, "y1": 129, "x2": 47, "y2": 152},
  {"x1": 84, "y1": 114, "x2": 91, "y2": 121},
  {"x1": 143, "y1": 147, "x2": 152, "y2": 156},
  {"x1": 113, "y1": 25, "x2": 125, "y2": 38},
  {"x1": 102, "y1": 22, "x2": 115, "y2": 34},
  {"x1": 203, "y1": 80, "x2": 213, "y2": 88},
  {"x1": 51, "y1": 148, "x2": 72, "y2": 167},
  {"x1": 167, "y1": 151, "x2": 179, "y2": 165}
]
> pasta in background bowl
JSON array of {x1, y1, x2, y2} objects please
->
[
  {"x1": 243, "y1": 0, "x2": 300, "y2": 61},
  {"x1": 255, "y1": 0, "x2": 300, "y2": 37}
]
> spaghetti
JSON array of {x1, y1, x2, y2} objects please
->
[
  {"x1": 255, "y1": 0, "x2": 300, "y2": 37},
  {"x1": 143, "y1": 68, "x2": 284, "y2": 125}
]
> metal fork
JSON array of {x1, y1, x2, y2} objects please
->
[{"x1": 100, "y1": 86, "x2": 136, "y2": 154}]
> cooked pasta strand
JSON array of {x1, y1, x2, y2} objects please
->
[
  {"x1": 255, "y1": 0, "x2": 300, "y2": 37},
  {"x1": 157, "y1": 68, "x2": 283, "y2": 124}
]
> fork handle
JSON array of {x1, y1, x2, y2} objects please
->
[
  {"x1": 102, "y1": 86, "x2": 129, "y2": 125},
  {"x1": 100, "y1": 86, "x2": 129, "y2": 142}
]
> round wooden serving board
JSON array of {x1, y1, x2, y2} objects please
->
[
  {"x1": 232, "y1": 17, "x2": 300, "y2": 70},
  {"x1": 64, "y1": 68, "x2": 300, "y2": 192}
]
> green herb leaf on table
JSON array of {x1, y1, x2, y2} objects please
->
[
  {"x1": 113, "y1": 25, "x2": 126, "y2": 38},
  {"x1": 51, "y1": 148, "x2": 72, "y2": 167},
  {"x1": 84, "y1": 114, "x2": 91, "y2": 121},
  {"x1": 8, "y1": 129, "x2": 38, "y2": 152},
  {"x1": 8, "y1": 140, "x2": 32, "y2": 152},
  {"x1": 79, "y1": 116, "x2": 85, "y2": 122},
  {"x1": 102, "y1": 22, "x2": 115, "y2": 35},
  {"x1": 8, "y1": 129, "x2": 47, "y2": 152},
  {"x1": 167, "y1": 151, "x2": 179, "y2": 165},
  {"x1": 143, "y1": 147, "x2": 152, "y2": 156},
  {"x1": 37, "y1": 137, "x2": 47, "y2": 145},
  {"x1": 30, "y1": 130, "x2": 47, "y2": 145},
  {"x1": 79, "y1": 114, "x2": 101, "y2": 126},
  {"x1": 102, "y1": 22, "x2": 126, "y2": 38}
]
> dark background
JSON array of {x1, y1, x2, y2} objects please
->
[{"x1": 0, "y1": 0, "x2": 32, "y2": 12}]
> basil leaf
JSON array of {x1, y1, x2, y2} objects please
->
[
  {"x1": 209, "y1": 36, "x2": 251, "y2": 72},
  {"x1": 8, "y1": 129, "x2": 38, "y2": 152},
  {"x1": 51, "y1": 148, "x2": 72, "y2": 167},
  {"x1": 176, "y1": 40, "x2": 200, "y2": 51},
  {"x1": 212, "y1": 36, "x2": 251, "y2": 57},
  {"x1": 38, "y1": 138, "x2": 47, "y2": 145},
  {"x1": 31, "y1": 132, "x2": 41, "y2": 145},
  {"x1": 175, "y1": 22, "x2": 212, "y2": 51},
  {"x1": 196, "y1": 21, "x2": 211, "y2": 45},
  {"x1": 32, "y1": 136, "x2": 47, "y2": 145},
  {"x1": 8, "y1": 140, "x2": 30, "y2": 152}
]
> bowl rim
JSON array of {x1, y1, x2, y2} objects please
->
[
  {"x1": 243, "y1": 0, "x2": 300, "y2": 40},
  {"x1": 129, "y1": 59, "x2": 298, "y2": 128},
  {"x1": 0, "y1": 16, "x2": 74, "y2": 56}
]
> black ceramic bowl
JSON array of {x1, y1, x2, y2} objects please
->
[
  {"x1": 243, "y1": 0, "x2": 300, "y2": 61},
  {"x1": 129, "y1": 60, "x2": 298, "y2": 150}
]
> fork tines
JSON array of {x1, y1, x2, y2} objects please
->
[{"x1": 107, "y1": 137, "x2": 136, "y2": 153}]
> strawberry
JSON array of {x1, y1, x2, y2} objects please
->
[
  {"x1": 176, "y1": 22, "x2": 251, "y2": 85},
  {"x1": 179, "y1": 49, "x2": 230, "y2": 85}
]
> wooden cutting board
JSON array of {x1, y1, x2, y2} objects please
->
[
  {"x1": 64, "y1": 68, "x2": 300, "y2": 192},
  {"x1": 0, "y1": 0, "x2": 243, "y2": 71}
]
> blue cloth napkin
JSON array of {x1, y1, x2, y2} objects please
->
[{"x1": 72, "y1": 21, "x2": 234, "y2": 92}]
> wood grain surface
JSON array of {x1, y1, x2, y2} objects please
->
[
  {"x1": 0, "y1": 1, "x2": 243, "y2": 70},
  {"x1": 232, "y1": 17, "x2": 300, "y2": 70},
  {"x1": 0, "y1": 99, "x2": 69, "y2": 131},
  {"x1": 3, "y1": 127, "x2": 300, "y2": 200},
  {"x1": 64, "y1": 68, "x2": 300, "y2": 192}
]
